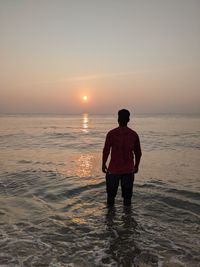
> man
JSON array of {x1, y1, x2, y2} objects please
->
[{"x1": 102, "y1": 109, "x2": 142, "y2": 206}]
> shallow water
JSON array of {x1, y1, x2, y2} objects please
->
[{"x1": 0, "y1": 114, "x2": 199, "y2": 267}]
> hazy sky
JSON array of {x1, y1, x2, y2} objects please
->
[{"x1": 0, "y1": 0, "x2": 200, "y2": 114}]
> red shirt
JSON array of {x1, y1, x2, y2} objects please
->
[{"x1": 103, "y1": 126, "x2": 141, "y2": 174}]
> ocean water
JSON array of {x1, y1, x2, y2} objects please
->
[{"x1": 0, "y1": 114, "x2": 199, "y2": 267}]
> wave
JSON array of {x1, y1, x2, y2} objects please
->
[
  {"x1": 0, "y1": 168, "x2": 199, "y2": 267},
  {"x1": 136, "y1": 182, "x2": 200, "y2": 217}
]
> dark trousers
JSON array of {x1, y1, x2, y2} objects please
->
[{"x1": 106, "y1": 172, "x2": 134, "y2": 204}]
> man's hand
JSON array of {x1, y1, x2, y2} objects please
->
[
  {"x1": 102, "y1": 163, "x2": 108, "y2": 173},
  {"x1": 133, "y1": 166, "x2": 139, "y2": 174}
]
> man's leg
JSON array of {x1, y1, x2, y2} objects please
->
[
  {"x1": 106, "y1": 173, "x2": 120, "y2": 206},
  {"x1": 121, "y1": 173, "x2": 134, "y2": 205}
]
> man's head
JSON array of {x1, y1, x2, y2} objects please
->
[{"x1": 118, "y1": 109, "x2": 130, "y2": 126}]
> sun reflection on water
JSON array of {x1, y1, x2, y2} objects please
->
[
  {"x1": 76, "y1": 154, "x2": 94, "y2": 178},
  {"x1": 82, "y1": 113, "x2": 89, "y2": 133}
]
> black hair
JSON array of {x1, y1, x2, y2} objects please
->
[{"x1": 118, "y1": 109, "x2": 130, "y2": 124}]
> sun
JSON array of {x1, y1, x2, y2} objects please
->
[{"x1": 83, "y1": 95, "x2": 88, "y2": 101}]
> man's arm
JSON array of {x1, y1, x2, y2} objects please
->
[
  {"x1": 133, "y1": 135, "x2": 142, "y2": 173},
  {"x1": 102, "y1": 133, "x2": 111, "y2": 173}
]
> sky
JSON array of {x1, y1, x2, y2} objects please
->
[{"x1": 0, "y1": 0, "x2": 200, "y2": 114}]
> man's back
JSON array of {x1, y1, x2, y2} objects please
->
[{"x1": 103, "y1": 126, "x2": 141, "y2": 174}]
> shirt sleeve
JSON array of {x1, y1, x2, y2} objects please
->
[
  {"x1": 134, "y1": 134, "x2": 142, "y2": 157},
  {"x1": 102, "y1": 132, "x2": 112, "y2": 165}
]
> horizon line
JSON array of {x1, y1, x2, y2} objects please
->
[{"x1": 0, "y1": 112, "x2": 199, "y2": 116}]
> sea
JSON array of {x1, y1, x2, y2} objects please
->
[{"x1": 0, "y1": 114, "x2": 199, "y2": 267}]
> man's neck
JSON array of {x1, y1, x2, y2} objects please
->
[{"x1": 119, "y1": 124, "x2": 128, "y2": 127}]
